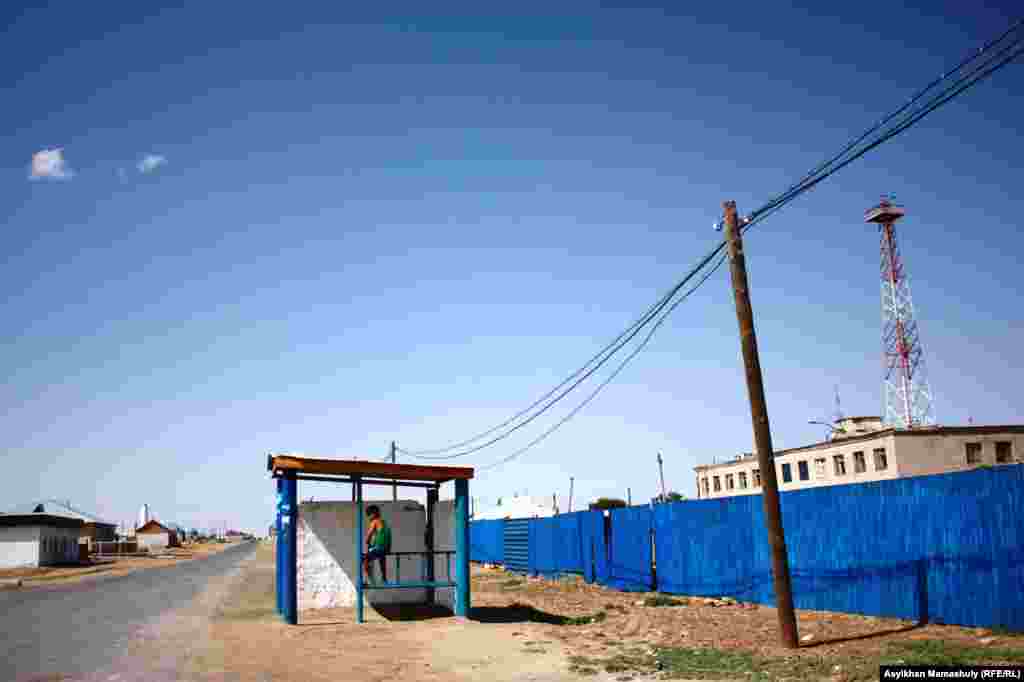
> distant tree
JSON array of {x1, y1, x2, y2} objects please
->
[
  {"x1": 653, "y1": 491, "x2": 686, "y2": 504},
  {"x1": 589, "y1": 497, "x2": 628, "y2": 510}
]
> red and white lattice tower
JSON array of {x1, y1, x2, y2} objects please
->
[{"x1": 864, "y1": 198, "x2": 936, "y2": 428}]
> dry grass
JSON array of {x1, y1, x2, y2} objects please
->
[{"x1": 471, "y1": 565, "x2": 1024, "y2": 680}]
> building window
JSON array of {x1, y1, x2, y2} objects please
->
[
  {"x1": 814, "y1": 457, "x2": 826, "y2": 478},
  {"x1": 853, "y1": 451, "x2": 866, "y2": 473},
  {"x1": 781, "y1": 463, "x2": 792, "y2": 483},
  {"x1": 833, "y1": 454, "x2": 847, "y2": 476},
  {"x1": 713, "y1": 476, "x2": 721, "y2": 492},
  {"x1": 702, "y1": 478, "x2": 710, "y2": 495},
  {"x1": 798, "y1": 460, "x2": 809, "y2": 481},
  {"x1": 873, "y1": 448, "x2": 888, "y2": 471},
  {"x1": 752, "y1": 469, "x2": 761, "y2": 487},
  {"x1": 995, "y1": 441, "x2": 1012, "y2": 464},
  {"x1": 738, "y1": 471, "x2": 748, "y2": 489},
  {"x1": 725, "y1": 474, "x2": 735, "y2": 490},
  {"x1": 965, "y1": 442, "x2": 982, "y2": 465}
]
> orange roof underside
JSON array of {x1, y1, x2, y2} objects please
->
[{"x1": 268, "y1": 455, "x2": 474, "y2": 482}]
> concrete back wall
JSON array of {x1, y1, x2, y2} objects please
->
[{"x1": 297, "y1": 500, "x2": 428, "y2": 610}]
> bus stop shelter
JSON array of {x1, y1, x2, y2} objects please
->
[{"x1": 267, "y1": 454, "x2": 474, "y2": 624}]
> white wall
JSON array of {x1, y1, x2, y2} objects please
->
[
  {"x1": 137, "y1": 532, "x2": 169, "y2": 550},
  {"x1": 897, "y1": 433, "x2": 1024, "y2": 477},
  {"x1": 297, "y1": 500, "x2": 427, "y2": 610},
  {"x1": 0, "y1": 526, "x2": 40, "y2": 568}
]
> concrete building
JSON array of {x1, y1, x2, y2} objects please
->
[
  {"x1": 0, "y1": 513, "x2": 84, "y2": 568},
  {"x1": 297, "y1": 499, "x2": 457, "y2": 611},
  {"x1": 695, "y1": 419, "x2": 1024, "y2": 500},
  {"x1": 473, "y1": 494, "x2": 555, "y2": 520},
  {"x1": 135, "y1": 519, "x2": 179, "y2": 550},
  {"x1": 9, "y1": 500, "x2": 116, "y2": 550}
]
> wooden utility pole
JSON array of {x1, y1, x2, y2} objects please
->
[
  {"x1": 568, "y1": 477, "x2": 574, "y2": 513},
  {"x1": 657, "y1": 452, "x2": 667, "y2": 502},
  {"x1": 722, "y1": 200, "x2": 799, "y2": 648},
  {"x1": 390, "y1": 441, "x2": 398, "y2": 502}
]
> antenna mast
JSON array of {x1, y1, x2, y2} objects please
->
[{"x1": 864, "y1": 197, "x2": 936, "y2": 428}]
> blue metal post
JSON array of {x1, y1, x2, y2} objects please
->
[
  {"x1": 354, "y1": 476, "x2": 364, "y2": 624},
  {"x1": 282, "y1": 474, "x2": 298, "y2": 625},
  {"x1": 275, "y1": 478, "x2": 283, "y2": 615},
  {"x1": 455, "y1": 478, "x2": 471, "y2": 617}
]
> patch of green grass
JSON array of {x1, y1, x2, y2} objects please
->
[
  {"x1": 502, "y1": 578, "x2": 523, "y2": 587},
  {"x1": 990, "y1": 627, "x2": 1024, "y2": 638},
  {"x1": 567, "y1": 639, "x2": 1024, "y2": 682},
  {"x1": 643, "y1": 594, "x2": 689, "y2": 608},
  {"x1": 881, "y1": 640, "x2": 1024, "y2": 666}
]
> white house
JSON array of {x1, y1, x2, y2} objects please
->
[
  {"x1": 473, "y1": 494, "x2": 555, "y2": 520},
  {"x1": 135, "y1": 519, "x2": 179, "y2": 550},
  {"x1": 0, "y1": 512, "x2": 84, "y2": 568}
]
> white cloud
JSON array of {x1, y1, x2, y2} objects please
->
[
  {"x1": 29, "y1": 148, "x2": 74, "y2": 180},
  {"x1": 137, "y1": 154, "x2": 167, "y2": 174}
]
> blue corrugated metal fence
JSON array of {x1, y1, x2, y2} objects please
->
[{"x1": 470, "y1": 466, "x2": 1024, "y2": 630}]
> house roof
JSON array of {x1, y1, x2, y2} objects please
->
[
  {"x1": 0, "y1": 513, "x2": 84, "y2": 529},
  {"x1": 8, "y1": 500, "x2": 116, "y2": 527},
  {"x1": 136, "y1": 519, "x2": 173, "y2": 534}
]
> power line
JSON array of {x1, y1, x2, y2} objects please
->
[
  {"x1": 401, "y1": 242, "x2": 727, "y2": 460},
  {"x1": 396, "y1": 246, "x2": 722, "y2": 457},
  {"x1": 399, "y1": 18, "x2": 1023, "y2": 470},
  {"x1": 477, "y1": 252, "x2": 728, "y2": 472}
]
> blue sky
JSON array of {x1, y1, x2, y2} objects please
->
[{"x1": 2, "y1": 2, "x2": 1022, "y2": 533}]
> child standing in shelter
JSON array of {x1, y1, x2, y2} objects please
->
[{"x1": 363, "y1": 505, "x2": 391, "y2": 584}]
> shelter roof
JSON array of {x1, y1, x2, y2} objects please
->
[{"x1": 267, "y1": 454, "x2": 473, "y2": 483}]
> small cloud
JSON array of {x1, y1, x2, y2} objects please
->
[
  {"x1": 137, "y1": 154, "x2": 167, "y2": 174},
  {"x1": 29, "y1": 148, "x2": 74, "y2": 180}
]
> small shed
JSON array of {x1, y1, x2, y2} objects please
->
[
  {"x1": 0, "y1": 513, "x2": 84, "y2": 568},
  {"x1": 136, "y1": 519, "x2": 179, "y2": 550},
  {"x1": 9, "y1": 500, "x2": 117, "y2": 549}
]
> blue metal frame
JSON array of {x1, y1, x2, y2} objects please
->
[
  {"x1": 281, "y1": 474, "x2": 298, "y2": 625},
  {"x1": 275, "y1": 478, "x2": 283, "y2": 615},
  {"x1": 354, "y1": 476, "x2": 364, "y2": 624},
  {"x1": 455, "y1": 478, "x2": 470, "y2": 617}
]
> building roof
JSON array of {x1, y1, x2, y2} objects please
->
[
  {"x1": 268, "y1": 454, "x2": 474, "y2": 483},
  {"x1": 694, "y1": 424, "x2": 1024, "y2": 472},
  {"x1": 7, "y1": 500, "x2": 116, "y2": 527},
  {"x1": 0, "y1": 513, "x2": 84, "y2": 529}
]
